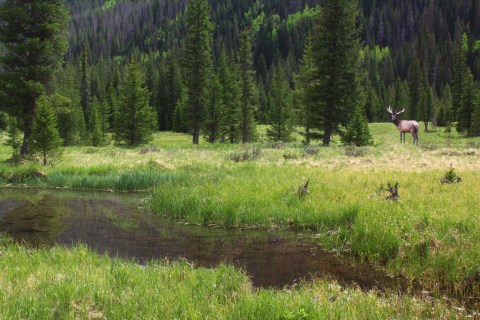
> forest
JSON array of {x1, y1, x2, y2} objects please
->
[
  {"x1": 2, "y1": 0, "x2": 478, "y2": 153},
  {"x1": 1, "y1": 1, "x2": 480, "y2": 318}
]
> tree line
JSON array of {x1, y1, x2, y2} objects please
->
[{"x1": 1, "y1": 0, "x2": 480, "y2": 164}]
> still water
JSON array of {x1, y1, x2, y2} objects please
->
[{"x1": 0, "y1": 188, "x2": 404, "y2": 290}]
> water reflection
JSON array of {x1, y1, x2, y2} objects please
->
[{"x1": 0, "y1": 189, "x2": 404, "y2": 290}]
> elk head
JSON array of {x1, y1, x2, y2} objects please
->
[{"x1": 386, "y1": 106, "x2": 405, "y2": 125}]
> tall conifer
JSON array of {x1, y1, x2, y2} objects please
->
[
  {"x1": 184, "y1": 0, "x2": 213, "y2": 144},
  {"x1": 31, "y1": 95, "x2": 63, "y2": 166},
  {"x1": 267, "y1": 66, "x2": 294, "y2": 142},
  {"x1": 239, "y1": 31, "x2": 258, "y2": 143},
  {"x1": 114, "y1": 57, "x2": 157, "y2": 146},
  {"x1": 0, "y1": 0, "x2": 69, "y2": 156},
  {"x1": 311, "y1": 0, "x2": 360, "y2": 146}
]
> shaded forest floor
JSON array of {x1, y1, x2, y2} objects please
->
[{"x1": 1, "y1": 123, "x2": 480, "y2": 318}]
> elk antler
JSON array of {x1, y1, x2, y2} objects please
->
[
  {"x1": 386, "y1": 106, "x2": 393, "y2": 114},
  {"x1": 397, "y1": 108, "x2": 405, "y2": 114}
]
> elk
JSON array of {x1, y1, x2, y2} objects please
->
[{"x1": 386, "y1": 106, "x2": 419, "y2": 145}]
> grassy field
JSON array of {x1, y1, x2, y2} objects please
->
[
  {"x1": 0, "y1": 236, "x2": 462, "y2": 319},
  {"x1": 1, "y1": 123, "x2": 480, "y2": 317}
]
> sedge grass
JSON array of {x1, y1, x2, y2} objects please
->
[
  {"x1": 0, "y1": 237, "x2": 462, "y2": 319},
  {"x1": 1, "y1": 124, "x2": 480, "y2": 303}
]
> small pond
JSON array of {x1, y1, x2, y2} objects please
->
[{"x1": 0, "y1": 188, "x2": 404, "y2": 290}]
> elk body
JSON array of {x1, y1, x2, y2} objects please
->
[{"x1": 386, "y1": 107, "x2": 419, "y2": 145}]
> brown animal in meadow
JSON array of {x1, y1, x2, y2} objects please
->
[{"x1": 386, "y1": 106, "x2": 419, "y2": 145}]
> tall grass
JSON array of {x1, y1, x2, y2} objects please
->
[
  {"x1": 0, "y1": 237, "x2": 460, "y2": 319},
  {"x1": 150, "y1": 163, "x2": 480, "y2": 297},
  {"x1": 2, "y1": 124, "x2": 480, "y2": 301}
]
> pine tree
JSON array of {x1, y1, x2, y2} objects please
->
[
  {"x1": 114, "y1": 57, "x2": 157, "y2": 146},
  {"x1": 81, "y1": 42, "x2": 91, "y2": 127},
  {"x1": 203, "y1": 72, "x2": 224, "y2": 143},
  {"x1": 31, "y1": 95, "x2": 63, "y2": 166},
  {"x1": 295, "y1": 36, "x2": 319, "y2": 144},
  {"x1": 437, "y1": 85, "x2": 452, "y2": 127},
  {"x1": 5, "y1": 116, "x2": 22, "y2": 164},
  {"x1": 0, "y1": 0, "x2": 69, "y2": 156},
  {"x1": 418, "y1": 85, "x2": 434, "y2": 132},
  {"x1": 451, "y1": 34, "x2": 468, "y2": 123},
  {"x1": 217, "y1": 47, "x2": 241, "y2": 143},
  {"x1": 184, "y1": 0, "x2": 213, "y2": 144},
  {"x1": 457, "y1": 70, "x2": 476, "y2": 135},
  {"x1": 341, "y1": 106, "x2": 373, "y2": 146},
  {"x1": 311, "y1": 0, "x2": 360, "y2": 146},
  {"x1": 267, "y1": 66, "x2": 294, "y2": 142},
  {"x1": 408, "y1": 58, "x2": 422, "y2": 121},
  {"x1": 470, "y1": 87, "x2": 480, "y2": 137},
  {"x1": 173, "y1": 89, "x2": 189, "y2": 133},
  {"x1": 90, "y1": 97, "x2": 106, "y2": 146},
  {"x1": 239, "y1": 31, "x2": 258, "y2": 143}
]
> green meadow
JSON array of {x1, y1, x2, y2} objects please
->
[
  {"x1": 1, "y1": 123, "x2": 480, "y2": 317},
  {"x1": 0, "y1": 236, "x2": 459, "y2": 319}
]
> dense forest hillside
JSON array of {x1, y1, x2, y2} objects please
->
[
  {"x1": 64, "y1": 0, "x2": 480, "y2": 125},
  {"x1": 2, "y1": 0, "x2": 479, "y2": 149}
]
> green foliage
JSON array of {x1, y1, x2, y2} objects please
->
[
  {"x1": 295, "y1": 36, "x2": 319, "y2": 144},
  {"x1": 203, "y1": 72, "x2": 224, "y2": 143},
  {"x1": 184, "y1": 0, "x2": 214, "y2": 144},
  {"x1": 418, "y1": 85, "x2": 434, "y2": 131},
  {"x1": 0, "y1": 242, "x2": 458, "y2": 319},
  {"x1": 114, "y1": 57, "x2": 157, "y2": 146},
  {"x1": 0, "y1": 112, "x2": 8, "y2": 131},
  {"x1": 5, "y1": 116, "x2": 22, "y2": 164},
  {"x1": 341, "y1": 106, "x2": 373, "y2": 147},
  {"x1": 89, "y1": 97, "x2": 107, "y2": 146},
  {"x1": 441, "y1": 164, "x2": 462, "y2": 184},
  {"x1": 0, "y1": 0, "x2": 69, "y2": 155},
  {"x1": 239, "y1": 31, "x2": 258, "y2": 143},
  {"x1": 80, "y1": 42, "x2": 91, "y2": 126},
  {"x1": 267, "y1": 66, "x2": 294, "y2": 142},
  {"x1": 31, "y1": 95, "x2": 64, "y2": 166},
  {"x1": 456, "y1": 69, "x2": 479, "y2": 136},
  {"x1": 218, "y1": 47, "x2": 241, "y2": 143},
  {"x1": 311, "y1": 0, "x2": 360, "y2": 145}
]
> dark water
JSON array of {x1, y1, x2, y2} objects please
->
[{"x1": 0, "y1": 189, "x2": 405, "y2": 291}]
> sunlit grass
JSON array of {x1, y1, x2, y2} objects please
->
[
  {"x1": 0, "y1": 237, "x2": 460, "y2": 319},
  {"x1": 1, "y1": 123, "x2": 480, "y2": 303}
]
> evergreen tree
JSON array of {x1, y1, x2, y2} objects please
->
[
  {"x1": 184, "y1": 0, "x2": 213, "y2": 144},
  {"x1": 89, "y1": 97, "x2": 106, "y2": 146},
  {"x1": 217, "y1": 47, "x2": 241, "y2": 143},
  {"x1": 451, "y1": 34, "x2": 468, "y2": 122},
  {"x1": 80, "y1": 42, "x2": 91, "y2": 127},
  {"x1": 341, "y1": 105, "x2": 373, "y2": 146},
  {"x1": 470, "y1": 88, "x2": 480, "y2": 137},
  {"x1": 172, "y1": 88, "x2": 189, "y2": 133},
  {"x1": 0, "y1": 0, "x2": 69, "y2": 156},
  {"x1": 456, "y1": 70, "x2": 477, "y2": 136},
  {"x1": 0, "y1": 112, "x2": 8, "y2": 131},
  {"x1": 5, "y1": 116, "x2": 22, "y2": 164},
  {"x1": 295, "y1": 36, "x2": 318, "y2": 144},
  {"x1": 239, "y1": 31, "x2": 258, "y2": 143},
  {"x1": 267, "y1": 66, "x2": 294, "y2": 142},
  {"x1": 418, "y1": 85, "x2": 434, "y2": 132},
  {"x1": 114, "y1": 57, "x2": 157, "y2": 146},
  {"x1": 311, "y1": 0, "x2": 360, "y2": 146},
  {"x1": 407, "y1": 57, "x2": 422, "y2": 121},
  {"x1": 31, "y1": 95, "x2": 63, "y2": 166},
  {"x1": 54, "y1": 63, "x2": 88, "y2": 146},
  {"x1": 437, "y1": 85, "x2": 452, "y2": 127},
  {"x1": 203, "y1": 72, "x2": 224, "y2": 143}
]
